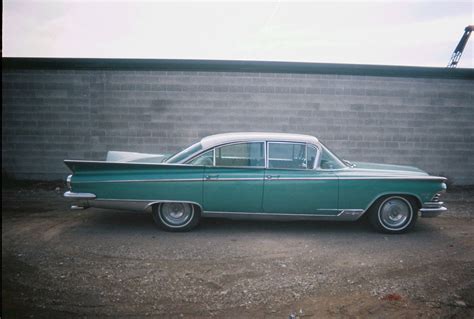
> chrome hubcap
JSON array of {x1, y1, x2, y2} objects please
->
[
  {"x1": 379, "y1": 197, "x2": 411, "y2": 229},
  {"x1": 160, "y1": 203, "x2": 193, "y2": 226}
]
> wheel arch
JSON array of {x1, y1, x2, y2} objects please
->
[
  {"x1": 144, "y1": 200, "x2": 203, "y2": 214},
  {"x1": 361, "y1": 192, "x2": 422, "y2": 217}
]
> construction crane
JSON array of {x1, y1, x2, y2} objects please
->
[{"x1": 447, "y1": 25, "x2": 473, "y2": 68}]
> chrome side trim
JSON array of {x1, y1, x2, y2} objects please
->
[
  {"x1": 205, "y1": 177, "x2": 263, "y2": 181},
  {"x1": 267, "y1": 176, "x2": 440, "y2": 181},
  {"x1": 336, "y1": 176, "x2": 447, "y2": 181},
  {"x1": 73, "y1": 178, "x2": 203, "y2": 184},
  {"x1": 64, "y1": 191, "x2": 96, "y2": 199},
  {"x1": 70, "y1": 175, "x2": 444, "y2": 184},
  {"x1": 203, "y1": 211, "x2": 332, "y2": 217},
  {"x1": 66, "y1": 195, "x2": 368, "y2": 221},
  {"x1": 339, "y1": 209, "x2": 365, "y2": 218},
  {"x1": 82, "y1": 198, "x2": 204, "y2": 213},
  {"x1": 202, "y1": 209, "x2": 364, "y2": 221},
  {"x1": 271, "y1": 177, "x2": 338, "y2": 180}
]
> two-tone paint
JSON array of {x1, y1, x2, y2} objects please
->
[{"x1": 64, "y1": 133, "x2": 447, "y2": 222}]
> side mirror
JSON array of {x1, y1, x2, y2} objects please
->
[{"x1": 343, "y1": 159, "x2": 356, "y2": 168}]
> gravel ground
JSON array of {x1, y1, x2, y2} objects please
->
[{"x1": 2, "y1": 182, "x2": 473, "y2": 318}]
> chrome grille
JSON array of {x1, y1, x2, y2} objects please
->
[{"x1": 431, "y1": 193, "x2": 441, "y2": 202}]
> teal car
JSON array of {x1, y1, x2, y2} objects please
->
[{"x1": 64, "y1": 132, "x2": 447, "y2": 234}]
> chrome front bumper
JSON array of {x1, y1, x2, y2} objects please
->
[
  {"x1": 419, "y1": 201, "x2": 447, "y2": 218},
  {"x1": 64, "y1": 191, "x2": 96, "y2": 210}
]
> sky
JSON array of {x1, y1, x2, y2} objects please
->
[{"x1": 3, "y1": 0, "x2": 474, "y2": 68}]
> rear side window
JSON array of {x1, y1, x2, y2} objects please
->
[
  {"x1": 189, "y1": 150, "x2": 214, "y2": 166},
  {"x1": 215, "y1": 142, "x2": 265, "y2": 167},
  {"x1": 166, "y1": 142, "x2": 203, "y2": 163}
]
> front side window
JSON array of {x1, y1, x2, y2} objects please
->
[
  {"x1": 319, "y1": 145, "x2": 346, "y2": 169},
  {"x1": 307, "y1": 146, "x2": 317, "y2": 169},
  {"x1": 268, "y1": 143, "x2": 316, "y2": 169},
  {"x1": 215, "y1": 142, "x2": 264, "y2": 167}
]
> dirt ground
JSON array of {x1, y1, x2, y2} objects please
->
[{"x1": 2, "y1": 182, "x2": 473, "y2": 318}]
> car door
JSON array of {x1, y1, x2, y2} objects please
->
[
  {"x1": 201, "y1": 142, "x2": 265, "y2": 213},
  {"x1": 262, "y1": 142, "x2": 339, "y2": 215}
]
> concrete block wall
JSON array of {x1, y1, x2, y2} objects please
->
[{"x1": 2, "y1": 62, "x2": 474, "y2": 184}]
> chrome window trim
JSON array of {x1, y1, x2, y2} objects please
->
[{"x1": 185, "y1": 139, "x2": 324, "y2": 170}]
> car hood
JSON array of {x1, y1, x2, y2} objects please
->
[{"x1": 350, "y1": 161, "x2": 428, "y2": 175}]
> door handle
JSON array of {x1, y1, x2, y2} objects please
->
[
  {"x1": 265, "y1": 175, "x2": 280, "y2": 180},
  {"x1": 205, "y1": 174, "x2": 219, "y2": 180}
]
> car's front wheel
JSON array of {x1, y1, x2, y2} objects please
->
[
  {"x1": 368, "y1": 195, "x2": 418, "y2": 234},
  {"x1": 152, "y1": 202, "x2": 200, "y2": 232}
]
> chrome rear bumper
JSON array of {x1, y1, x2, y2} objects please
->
[
  {"x1": 64, "y1": 191, "x2": 96, "y2": 209},
  {"x1": 64, "y1": 191, "x2": 96, "y2": 199},
  {"x1": 419, "y1": 201, "x2": 447, "y2": 217}
]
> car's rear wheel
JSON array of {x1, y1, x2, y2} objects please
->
[
  {"x1": 152, "y1": 202, "x2": 200, "y2": 232},
  {"x1": 368, "y1": 195, "x2": 418, "y2": 234}
]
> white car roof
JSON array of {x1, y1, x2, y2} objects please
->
[{"x1": 200, "y1": 132, "x2": 319, "y2": 149}]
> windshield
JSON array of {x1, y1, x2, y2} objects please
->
[
  {"x1": 319, "y1": 142, "x2": 347, "y2": 169},
  {"x1": 165, "y1": 142, "x2": 203, "y2": 163}
]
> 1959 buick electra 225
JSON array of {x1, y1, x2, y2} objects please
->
[{"x1": 64, "y1": 132, "x2": 447, "y2": 234}]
